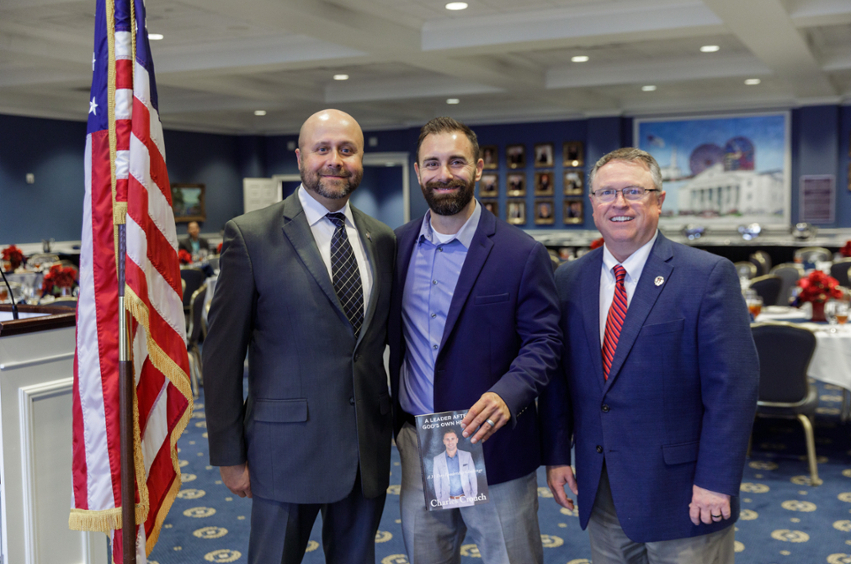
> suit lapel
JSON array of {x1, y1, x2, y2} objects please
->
[
  {"x1": 351, "y1": 207, "x2": 379, "y2": 345},
  {"x1": 439, "y1": 211, "x2": 495, "y2": 350},
  {"x1": 603, "y1": 235, "x2": 674, "y2": 392},
  {"x1": 280, "y1": 192, "x2": 347, "y2": 324},
  {"x1": 580, "y1": 250, "x2": 606, "y2": 392}
]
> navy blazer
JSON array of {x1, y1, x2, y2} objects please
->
[
  {"x1": 204, "y1": 191, "x2": 395, "y2": 504},
  {"x1": 389, "y1": 207, "x2": 562, "y2": 485},
  {"x1": 539, "y1": 233, "x2": 759, "y2": 542}
]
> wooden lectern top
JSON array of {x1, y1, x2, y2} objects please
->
[{"x1": 0, "y1": 304, "x2": 76, "y2": 337}]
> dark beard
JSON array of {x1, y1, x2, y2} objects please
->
[
  {"x1": 421, "y1": 178, "x2": 475, "y2": 216},
  {"x1": 301, "y1": 168, "x2": 362, "y2": 200}
]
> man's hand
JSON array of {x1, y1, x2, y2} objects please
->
[
  {"x1": 460, "y1": 392, "x2": 510, "y2": 444},
  {"x1": 220, "y1": 463, "x2": 252, "y2": 498},
  {"x1": 546, "y1": 465, "x2": 578, "y2": 511},
  {"x1": 689, "y1": 484, "x2": 730, "y2": 525}
]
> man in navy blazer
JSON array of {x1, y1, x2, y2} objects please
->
[
  {"x1": 540, "y1": 148, "x2": 759, "y2": 563},
  {"x1": 204, "y1": 110, "x2": 395, "y2": 564},
  {"x1": 389, "y1": 117, "x2": 562, "y2": 564}
]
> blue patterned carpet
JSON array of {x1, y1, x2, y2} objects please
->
[{"x1": 149, "y1": 381, "x2": 851, "y2": 564}]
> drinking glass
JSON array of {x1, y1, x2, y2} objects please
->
[
  {"x1": 746, "y1": 295, "x2": 763, "y2": 319},
  {"x1": 824, "y1": 299, "x2": 840, "y2": 333},
  {"x1": 835, "y1": 300, "x2": 849, "y2": 327}
]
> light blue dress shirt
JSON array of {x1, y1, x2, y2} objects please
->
[
  {"x1": 399, "y1": 201, "x2": 482, "y2": 415},
  {"x1": 446, "y1": 454, "x2": 463, "y2": 496}
]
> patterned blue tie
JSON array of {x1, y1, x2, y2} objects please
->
[{"x1": 326, "y1": 212, "x2": 364, "y2": 338}]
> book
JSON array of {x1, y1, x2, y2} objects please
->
[{"x1": 414, "y1": 409, "x2": 489, "y2": 511}]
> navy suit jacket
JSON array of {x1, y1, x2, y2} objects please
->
[
  {"x1": 539, "y1": 233, "x2": 759, "y2": 542},
  {"x1": 389, "y1": 207, "x2": 562, "y2": 485},
  {"x1": 204, "y1": 190, "x2": 395, "y2": 504}
]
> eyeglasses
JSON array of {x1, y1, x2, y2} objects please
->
[{"x1": 591, "y1": 187, "x2": 659, "y2": 203}]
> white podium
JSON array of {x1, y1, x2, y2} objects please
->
[{"x1": 0, "y1": 305, "x2": 107, "y2": 564}]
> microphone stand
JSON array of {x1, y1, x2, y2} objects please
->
[{"x1": 0, "y1": 267, "x2": 20, "y2": 320}]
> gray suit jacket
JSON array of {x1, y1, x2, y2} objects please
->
[{"x1": 203, "y1": 190, "x2": 395, "y2": 504}]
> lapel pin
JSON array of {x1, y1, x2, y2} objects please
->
[
  {"x1": 654, "y1": 276, "x2": 664, "y2": 286},
  {"x1": 366, "y1": 232, "x2": 372, "y2": 241}
]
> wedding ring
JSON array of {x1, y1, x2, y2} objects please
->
[
  {"x1": 711, "y1": 514, "x2": 722, "y2": 520},
  {"x1": 486, "y1": 418, "x2": 495, "y2": 427}
]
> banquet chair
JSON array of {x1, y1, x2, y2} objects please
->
[
  {"x1": 748, "y1": 274, "x2": 783, "y2": 306},
  {"x1": 186, "y1": 284, "x2": 207, "y2": 399},
  {"x1": 180, "y1": 267, "x2": 205, "y2": 312},
  {"x1": 770, "y1": 263, "x2": 804, "y2": 306},
  {"x1": 794, "y1": 246, "x2": 831, "y2": 265},
  {"x1": 750, "y1": 323, "x2": 821, "y2": 486},
  {"x1": 206, "y1": 256, "x2": 220, "y2": 271},
  {"x1": 50, "y1": 297, "x2": 78, "y2": 309},
  {"x1": 734, "y1": 261, "x2": 757, "y2": 280},
  {"x1": 829, "y1": 258, "x2": 851, "y2": 288},
  {"x1": 749, "y1": 251, "x2": 771, "y2": 277}
]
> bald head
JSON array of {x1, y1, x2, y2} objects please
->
[{"x1": 298, "y1": 109, "x2": 364, "y2": 153}]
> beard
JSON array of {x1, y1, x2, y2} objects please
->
[
  {"x1": 421, "y1": 177, "x2": 476, "y2": 216},
  {"x1": 301, "y1": 167, "x2": 362, "y2": 200}
]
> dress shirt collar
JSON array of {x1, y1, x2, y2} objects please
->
[
  {"x1": 297, "y1": 184, "x2": 355, "y2": 227},
  {"x1": 602, "y1": 230, "x2": 659, "y2": 282},
  {"x1": 417, "y1": 200, "x2": 481, "y2": 249}
]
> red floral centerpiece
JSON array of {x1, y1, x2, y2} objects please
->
[
  {"x1": 2, "y1": 245, "x2": 24, "y2": 271},
  {"x1": 590, "y1": 237, "x2": 605, "y2": 250},
  {"x1": 840, "y1": 240, "x2": 851, "y2": 258},
  {"x1": 178, "y1": 249, "x2": 192, "y2": 265},
  {"x1": 41, "y1": 264, "x2": 78, "y2": 297},
  {"x1": 794, "y1": 270, "x2": 844, "y2": 321}
]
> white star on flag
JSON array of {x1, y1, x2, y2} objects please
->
[{"x1": 89, "y1": 97, "x2": 98, "y2": 115}]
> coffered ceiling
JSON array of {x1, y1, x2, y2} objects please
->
[{"x1": 1, "y1": 0, "x2": 849, "y2": 134}]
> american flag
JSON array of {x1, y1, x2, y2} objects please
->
[{"x1": 70, "y1": 0, "x2": 192, "y2": 561}]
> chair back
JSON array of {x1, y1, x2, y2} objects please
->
[
  {"x1": 748, "y1": 274, "x2": 783, "y2": 306},
  {"x1": 794, "y1": 246, "x2": 830, "y2": 265},
  {"x1": 180, "y1": 268, "x2": 205, "y2": 310},
  {"x1": 770, "y1": 263, "x2": 804, "y2": 305},
  {"x1": 50, "y1": 297, "x2": 78, "y2": 309},
  {"x1": 749, "y1": 251, "x2": 770, "y2": 276},
  {"x1": 186, "y1": 284, "x2": 207, "y2": 347},
  {"x1": 206, "y1": 256, "x2": 220, "y2": 271},
  {"x1": 734, "y1": 261, "x2": 757, "y2": 280},
  {"x1": 27, "y1": 253, "x2": 60, "y2": 270},
  {"x1": 752, "y1": 323, "x2": 816, "y2": 404},
  {"x1": 829, "y1": 259, "x2": 851, "y2": 288}
]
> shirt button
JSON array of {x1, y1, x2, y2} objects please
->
[
  {"x1": 349, "y1": 397, "x2": 355, "y2": 406},
  {"x1": 432, "y1": 280, "x2": 437, "y2": 285},
  {"x1": 433, "y1": 344, "x2": 438, "y2": 350},
  {"x1": 431, "y1": 313, "x2": 436, "y2": 318},
  {"x1": 596, "y1": 445, "x2": 603, "y2": 453},
  {"x1": 601, "y1": 404, "x2": 610, "y2": 413},
  {"x1": 438, "y1": 247, "x2": 444, "y2": 252}
]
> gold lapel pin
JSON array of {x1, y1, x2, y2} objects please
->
[
  {"x1": 366, "y1": 232, "x2": 372, "y2": 241},
  {"x1": 654, "y1": 276, "x2": 664, "y2": 286}
]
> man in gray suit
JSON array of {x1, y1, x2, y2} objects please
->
[{"x1": 203, "y1": 109, "x2": 395, "y2": 564}]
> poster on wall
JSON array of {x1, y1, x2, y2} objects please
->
[
  {"x1": 799, "y1": 175, "x2": 835, "y2": 224},
  {"x1": 634, "y1": 113, "x2": 790, "y2": 226}
]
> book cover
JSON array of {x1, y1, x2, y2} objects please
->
[{"x1": 414, "y1": 410, "x2": 489, "y2": 511}]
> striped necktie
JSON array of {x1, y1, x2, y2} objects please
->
[
  {"x1": 326, "y1": 212, "x2": 364, "y2": 338},
  {"x1": 602, "y1": 264, "x2": 627, "y2": 380}
]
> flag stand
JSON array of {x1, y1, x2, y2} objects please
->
[{"x1": 117, "y1": 224, "x2": 137, "y2": 564}]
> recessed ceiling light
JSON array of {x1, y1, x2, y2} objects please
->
[
  {"x1": 700, "y1": 45, "x2": 720, "y2": 53},
  {"x1": 445, "y1": 2, "x2": 468, "y2": 10},
  {"x1": 446, "y1": 98, "x2": 460, "y2": 105},
  {"x1": 149, "y1": 34, "x2": 164, "y2": 41},
  {"x1": 333, "y1": 74, "x2": 349, "y2": 81},
  {"x1": 745, "y1": 78, "x2": 761, "y2": 85},
  {"x1": 642, "y1": 85, "x2": 657, "y2": 92},
  {"x1": 571, "y1": 55, "x2": 589, "y2": 63},
  {"x1": 254, "y1": 110, "x2": 267, "y2": 116}
]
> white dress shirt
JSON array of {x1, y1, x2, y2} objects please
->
[
  {"x1": 298, "y1": 185, "x2": 373, "y2": 310},
  {"x1": 598, "y1": 232, "x2": 658, "y2": 345}
]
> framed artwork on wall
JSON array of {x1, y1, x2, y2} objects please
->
[
  {"x1": 481, "y1": 199, "x2": 499, "y2": 217},
  {"x1": 564, "y1": 199, "x2": 584, "y2": 224},
  {"x1": 534, "y1": 199, "x2": 555, "y2": 225},
  {"x1": 479, "y1": 173, "x2": 498, "y2": 197},
  {"x1": 563, "y1": 141, "x2": 584, "y2": 167},
  {"x1": 507, "y1": 200, "x2": 526, "y2": 224},
  {"x1": 507, "y1": 173, "x2": 526, "y2": 196},
  {"x1": 171, "y1": 183, "x2": 206, "y2": 223},
  {"x1": 506, "y1": 144, "x2": 526, "y2": 169},
  {"x1": 534, "y1": 143, "x2": 554, "y2": 167},
  {"x1": 564, "y1": 170, "x2": 584, "y2": 195},
  {"x1": 481, "y1": 145, "x2": 498, "y2": 169},
  {"x1": 534, "y1": 171, "x2": 554, "y2": 195}
]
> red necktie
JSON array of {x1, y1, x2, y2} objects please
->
[{"x1": 602, "y1": 264, "x2": 627, "y2": 380}]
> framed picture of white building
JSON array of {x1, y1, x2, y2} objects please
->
[{"x1": 634, "y1": 113, "x2": 790, "y2": 226}]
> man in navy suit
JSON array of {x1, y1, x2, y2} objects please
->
[
  {"x1": 540, "y1": 148, "x2": 759, "y2": 563},
  {"x1": 389, "y1": 117, "x2": 562, "y2": 564}
]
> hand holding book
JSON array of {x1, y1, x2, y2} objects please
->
[{"x1": 460, "y1": 391, "x2": 510, "y2": 444}]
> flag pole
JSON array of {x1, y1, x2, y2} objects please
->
[{"x1": 117, "y1": 223, "x2": 137, "y2": 564}]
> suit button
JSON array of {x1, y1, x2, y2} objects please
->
[
  {"x1": 349, "y1": 397, "x2": 355, "y2": 405},
  {"x1": 353, "y1": 353, "x2": 360, "y2": 362},
  {"x1": 596, "y1": 445, "x2": 603, "y2": 453},
  {"x1": 601, "y1": 404, "x2": 610, "y2": 412}
]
